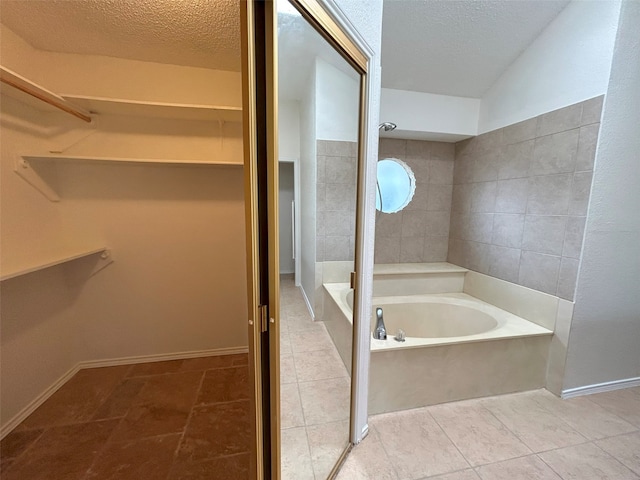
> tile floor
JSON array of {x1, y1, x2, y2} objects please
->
[
  {"x1": 336, "y1": 387, "x2": 640, "y2": 480},
  {"x1": 280, "y1": 275, "x2": 351, "y2": 480},
  {"x1": 0, "y1": 353, "x2": 250, "y2": 480}
]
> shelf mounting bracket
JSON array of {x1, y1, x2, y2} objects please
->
[{"x1": 14, "y1": 157, "x2": 60, "y2": 202}]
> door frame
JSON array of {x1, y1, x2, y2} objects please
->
[{"x1": 278, "y1": 156, "x2": 301, "y2": 286}]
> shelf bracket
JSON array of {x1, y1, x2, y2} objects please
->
[
  {"x1": 88, "y1": 249, "x2": 114, "y2": 277},
  {"x1": 14, "y1": 157, "x2": 60, "y2": 202}
]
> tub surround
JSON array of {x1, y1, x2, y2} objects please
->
[
  {"x1": 323, "y1": 262, "x2": 571, "y2": 414},
  {"x1": 449, "y1": 97, "x2": 603, "y2": 301},
  {"x1": 374, "y1": 139, "x2": 455, "y2": 264}
]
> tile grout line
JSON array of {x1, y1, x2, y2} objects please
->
[
  {"x1": 165, "y1": 369, "x2": 207, "y2": 480},
  {"x1": 426, "y1": 408, "x2": 474, "y2": 473}
]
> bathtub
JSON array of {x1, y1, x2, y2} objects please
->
[{"x1": 322, "y1": 280, "x2": 553, "y2": 414}]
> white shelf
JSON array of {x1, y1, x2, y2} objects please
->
[
  {"x1": 1, "y1": 247, "x2": 111, "y2": 281},
  {"x1": 23, "y1": 154, "x2": 243, "y2": 167},
  {"x1": 61, "y1": 95, "x2": 242, "y2": 123}
]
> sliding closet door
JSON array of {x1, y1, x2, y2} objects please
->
[{"x1": 241, "y1": 1, "x2": 374, "y2": 478}]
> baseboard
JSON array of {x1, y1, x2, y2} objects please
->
[
  {"x1": 561, "y1": 376, "x2": 640, "y2": 399},
  {"x1": 0, "y1": 365, "x2": 81, "y2": 440},
  {"x1": 299, "y1": 285, "x2": 315, "y2": 320},
  {"x1": 0, "y1": 346, "x2": 248, "y2": 440}
]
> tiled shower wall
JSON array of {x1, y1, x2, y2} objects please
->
[
  {"x1": 316, "y1": 140, "x2": 358, "y2": 262},
  {"x1": 374, "y1": 139, "x2": 455, "y2": 263},
  {"x1": 448, "y1": 96, "x2": 603, "y2": 300}
]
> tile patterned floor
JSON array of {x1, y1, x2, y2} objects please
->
[
  {"x1": 336, "y1": 387, "x2": 640, "y2": 480},
  {"x1": 280, "y1": 275, "x2": 351, "y2": 480},
  {"x1": 1, "y1": 354, "x2": 250, "y2": 480}
]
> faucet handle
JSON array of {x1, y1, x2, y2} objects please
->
[{"x1": 395, "y1": 329, "x2": 406, "y2": 342}]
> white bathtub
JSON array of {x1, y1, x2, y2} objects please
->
[
  {"x1": 324, "y1": 284, "x2": 551, "y2": 351},
  {"x1": 322, "y1": 280, "x2": 554, "y2": 413}
]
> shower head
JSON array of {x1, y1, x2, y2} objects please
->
[{"x1": 378, "y1": 122, "x2": 397, "y2": 132}]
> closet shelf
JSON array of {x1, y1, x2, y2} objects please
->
[
  {"x1": 22, "y1": 154, "x2": 243, "y2": 167},
  {"x1": 60, "y1": 95, "x2": 242, "y2": 122},
  {"x1": 0, "y1": 65, "x2": 92, "y2": 123},
  {"x1": 1, "y1": 247, "x2": 111, "y2": 281}
]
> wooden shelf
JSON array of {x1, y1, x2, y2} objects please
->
[
  {"x1": 0, "y1": 66, "x2": 92, "y2": 122},
  {"x1": 23, "y1": 154, "x2": 243, "y2": 167},
  {"x1": 61, "y1": 95, "x2": 242, "y2": 123},
  {"x1": 1, "y1": 247, "x2": 111, "y2": 281}
]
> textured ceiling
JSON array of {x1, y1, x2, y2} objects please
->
[
  {"x1": 382, "y1": 0, "x2": 570, "y2": 97},
  {"x1": 0, "y1": 0, "x2": 241, "y2": 71}
]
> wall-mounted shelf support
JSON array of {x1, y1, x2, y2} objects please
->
[
  {"x1": 14, "y1": 157, "x2": 60, "y2": 202},
  {"x1": 1, "y1": 247, "x2": 113, "y2": 282},
  {"x1": 0, "y1": 66, "x2": 92, "y2": 123}
]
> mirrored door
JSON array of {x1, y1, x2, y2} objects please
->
[
  {"x1": 241, "y1": 0, "x2": 372, "y2": 478},
  {"x1": 277, "y1": 1, "x2": 362, "y2": 478}
]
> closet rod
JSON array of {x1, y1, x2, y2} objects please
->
[{"x1": 0, "y1": 66, "x2": 92, "y2": 123}]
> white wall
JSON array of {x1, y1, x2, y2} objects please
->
[
  {"x1": 299, "y1": 64, "x2": 318, "y2": 314},
  {"x1": 380, "y1": 88, "x2": 480, "y2": 141},
  {"x1": 316, "y1": 57, "x2": 360, "y2": 142},
  {"x1": 278, "y1": 100, "x2": 301, "y2": 159},
  {"x1": 563, "y1": 1, "x2": 640, "y2": 391},
  {"x1": 479, "y1": 0, "x2": 621, "y2": 133},
  {"x1": 278, "y1": 163, "x2": 295, "y2": 274}
]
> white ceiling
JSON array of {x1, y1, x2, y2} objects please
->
[
  {"x1": 382, "y1": 0, "x2": 570, "y2": 98},
  {"x1": 0, "y1": 0, "x2": 241, "y2": 72}
]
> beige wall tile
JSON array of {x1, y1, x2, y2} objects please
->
[
  {"x1": 503, "y1": 118, "x2": 537, "y2": 145},
  {"x1": 492, "y1": 213, "x2": 525, "y2": 248},
  {"x1": 531, "y1": 129, "x2": 580, "y2": 176},
  {"x1": 518, "y1": 251, "x2": 561, "y2": 295},
  {"x1": 575, "y1": 123, "x2": 600, "y2": 171},
  {"x1": 536, "y1": 103, "x2": 582, "y2": 137},
  {"x1": 581, "y1": 95, "x2": 605, "y2": 125},
  {"x1": 495, "y1": 178, "x2": 529, "y2": 213},
  {"x1": 522, "y1": 215, "x2": 567, "y2": 256},
  {"x1": 526, "y1": 174, "x2": 572, "y2": 215}
]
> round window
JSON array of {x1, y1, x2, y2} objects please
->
[{"x1": 376, "y1": 158, "x2": 416, "y2": 213}]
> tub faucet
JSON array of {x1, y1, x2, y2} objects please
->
[{"x1": 374, "y1": 307, "x2": 387, "y2": 340}]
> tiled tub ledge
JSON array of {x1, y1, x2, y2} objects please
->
[{"x1": 323, "y1": 263, "x2": 573, "y2": 413}]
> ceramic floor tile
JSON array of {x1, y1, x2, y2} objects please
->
[
  {"x1": 481, "y1": 392, "x2": 586, "y2": 452},
  {"x1": 298, "y1": 377, "x2": 351, "y2": 426},
  {"x1": 86, "y1": 433, "x2": 181, "y2": 480},
  {"x1": 284, "y1": 301, "x2": 314, "y2": 318},
  {"x1": 280, "y1": 354, "x2": 297, "y2": 385},
  {"x1": 430, "y1": 402, "x2": 532, "y2": 466},
  {"x1": 281, "y1": 331, "x2": 293, "y2": 356},
  {"x1": 111, "y1": 371, "x2": 203, "y2": 441},
  {"x1": 371, "y1": 409, "x2": 469, "y2": 479},
  {"x1": 426, "y1": 470, "x2": 482, "y2": 480},
  {"x1": 597, "y1": 432, "x2": 640, "y2": 476},
  {"x1": 539, "y1": 442, "x2": 638, "y2": 480},
  {"x1": 293, "y1": 348, "x2": 348, "y2": 382},
  {"x1": 475, "y1": 455, "x2": 562, "y2": 479},
  {"x1": 587, "y1": 388, "x2": 640, "y2": 428},
  {"x1": 178, "y1": 400, "x2": 251, "y2": 462},
  {"x1": 290, "y1": 324, "x2": 336, "y2": 353},
  {"x1": 179, "y1": 354, "x2": 248, "y2": 372},
  {"x1": 196, "y1": 366, "x2": 249, "y2": 405},
  {"x1": 286, "y1": 313, "x2": 317, "y2": 332},
  {"x1": 281, "y1": 383, "x2": 305, "y2": 429},
  {"x1": 335, "y1": 433, "x2": 398, "y2": 480},
  {"x1": 2, "y1": 420, "x2": 119, "y2": 480},
  {"x1": 18, "y1": 366, "x2": 130, "y2": 429},
  {"x1": 168, "y1": 453, "x2": 250, "y2": 480},
  {"x1": 531, "y1": 391, "x2": 637, "y2": 440},
  {"x1": 306, "y1": 420, "x2": 349, "y2": 479},
  {"x1": 91, "y1": 377, "x2": 147, "y2": 420},
  {"x1": 127, "y1": 359, "x2": 184, "y2": 377},
  {"x1": 0, "y1": 429, "x2": 43, "y2": 468},
  {"x1": 281, "y1": 427, "x2": 314, "y2": 480}
]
